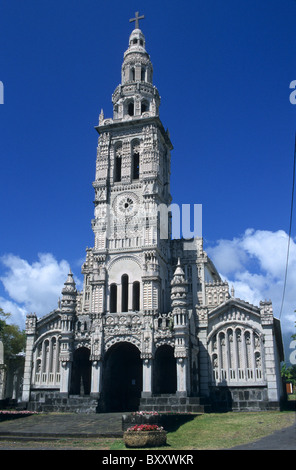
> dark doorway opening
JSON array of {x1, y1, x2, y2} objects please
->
[
  {"x1": 102, "y1": 342, "x2": 142, "y2": 411},
  {"x1": 70, "y1": 347, "x2": 91, "y2": 395},
  {"x1": 153, "y1": 345, "x2": 177, "y2": 394}
]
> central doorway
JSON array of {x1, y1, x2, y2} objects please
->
[{"x1": 102, "y1": 342, "x2": 142, "y2": 411}]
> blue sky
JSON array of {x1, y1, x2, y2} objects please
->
[{"x1": 0, "y1": 1, "x2": 295, "y2": 358}]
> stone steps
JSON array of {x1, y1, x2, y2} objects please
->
[
  {"x1": 27, "y1": 392, "x2": 98, "y2": 413},
  {"x1": 26, "y1": 391, "x2": 211, "y2": 414},
  {"x1": 139, "y1": 394, "x2": 211, "y2": 413}
]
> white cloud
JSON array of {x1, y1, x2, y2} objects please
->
[
  {"x1": 206, "y1": 229, "x2": 296, "y2": 334},
  {"x1": 0, "y1": 253, "x2": 81, "y2": 328},
  {"x1": 0, "y1": 297, "x2": 27, "y2": 327},
  {"x1": 205, "y1": 237, "x2": 248, "y2": 274},
  {"x1": 241, "y1": 229, "x2": 296, "y2": 278}
]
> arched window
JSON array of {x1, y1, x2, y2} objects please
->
[
  {"x1": 114, "y1": 156, "x2": 121, "y2": 182},
  {"x1": 131, "y1": 67, "x2": 135, "y2": 81},
  {"x1": 141, "y1": 100, "x2": 149, "y2": 113},
  {"x1": 132, "y1": 152, "x2": 139, "y2": 179},
  {"x1": 43, "y1": 339, "x2": 50, "y2": 373},
  {"x1": 141, "y1": 67, "x2": 146, "y2": 81},
  {"x1": 153, "y1": 345, "x2": 177, "y2": 394},
  {"x1": 132, "y1": 281, "x2": 140, "y2": 311},
  {"x1": 110, "y1": 284, "x2": 117, "y2": 313},
  {"x1": 128, "y1": 101, "x2": 134, "y2": 116},
  {"x1": 209, "y1": 325, "x2": 264, "y2": 385},
  {"x1": 114, "y1": 144, "x2": 122, "y2": 182},
  {"x1": 132, "y1": 140, "x2": 140, "y2": 180},
  {"x1": 121, "y1": 274, "x2": 129, "y2": 312}
]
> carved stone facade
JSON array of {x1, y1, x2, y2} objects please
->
[{"x1": 22, "y1": 19, "x2": 284, "y2": 412}]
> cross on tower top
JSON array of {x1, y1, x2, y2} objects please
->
[{"x1": 129, "y1": 11, "x2": 145, "y2": 30}]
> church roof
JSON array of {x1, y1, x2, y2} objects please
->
[{"x1": 207, "y1": 296, "x2": 261, "y2": 320}]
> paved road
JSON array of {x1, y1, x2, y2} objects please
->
[{"x1": 228, "y1": 419, "x2": 296, "y2": 450}]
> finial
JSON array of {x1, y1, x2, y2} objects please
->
[
  {"x1": 99, "y1": 108, "x2": 104, "y2": 125},
  {"x1": 129, "y1": 11, "x2": 145, "y2": 29},
  {"x1": 64, "y1": 268, "x2": 75, "y2": 286},
  {"x1": 173, "y1": 258, "x2": 185, "y2": 277}
]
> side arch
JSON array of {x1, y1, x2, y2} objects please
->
[{"x1": 153, "y1": 344, "x2": 177, "y2": 394}]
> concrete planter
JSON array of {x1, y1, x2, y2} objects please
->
[{"x1": 123, "y1": 430, "x2": 167, "y2": 448}]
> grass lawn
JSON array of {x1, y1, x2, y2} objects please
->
[
  {"x1": 1, "y1": 410, "x2": 294, "y2": 450},
  {"x1": 162, "y1": 410, "x2": 295, "y2": 450},
  {"x1": 110, "y1": 410, "x2": 296, "y2": 450}
]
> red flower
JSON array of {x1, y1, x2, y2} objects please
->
[{"x1": 127, "y1": 424, "x2": 164, "y2": 432}]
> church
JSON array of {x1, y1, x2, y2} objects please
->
[{"x1": 21, "y1": 13, "x2": 284, "y2": 413}]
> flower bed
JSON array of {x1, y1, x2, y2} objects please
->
[
  {"x1": 128, "y1": 424, "x2": 162, "y2": 431},
  {"x1": 123, "y1": 424, "x2": 167, "y2": 448}
]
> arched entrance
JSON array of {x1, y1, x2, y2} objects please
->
[
  {"x1": 153, "y1": 345, "x2": 177, "y2": 394},
  {"x1": 70, "y1": 347, "x2": 91, "y2": 395},
  {"x1": 102, "y1": 342, "x2": 142, "y2": 411}
]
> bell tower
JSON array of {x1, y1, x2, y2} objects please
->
[{"x1": 88, "y1": 12, "x2": 173, "y2": 319}]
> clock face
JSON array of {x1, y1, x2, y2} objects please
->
[{"x1": 114, "y1": 193, "x2": 138, "y2": 217}]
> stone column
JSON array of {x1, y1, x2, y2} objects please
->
[
  {"x1": 141, "y1": 358, "x2": 153, "y2": 397},
  {"x1": 141, "y1": 313, "x2": 154, "y2": 397},
  {"x1": 263, "y1": 327, "x2": 280, "y2": 402},
  {"x1": 241, "y1": 328, "x2": 247, "y2": 379},
  {"x1": 176, "y1": 357, "x2": 188, "y2": 396},
  {"x1": 60, "y1": 360, "x2": 72, "y2": 396},
  {"x1": 90, "y1": 360, "x2": 102, "y2": 397},
  {"x1": 117, "y1": 284, "x2": 122, "y2": 312},
  {"x1": 129, "y1": 282, "x2": 133, "y2": 311},
  {"x1": 196, "y1": 308, "x2": 209, "y2": 397},
  {"x1": 90, "y1": 314, "x2": 103, "y2": 397},
  {"x1": 171, "y1": 259, "x2": 190, "y2": 397},
  {"x1": 58, "y1": 270, "x2": 77, "y2": 396},
  {"x1": 260, "y1": 301, "x2": 282, "y2": 405},
  {"x1": 22, "y1": 314, "x2": 37, "y2": 403}
]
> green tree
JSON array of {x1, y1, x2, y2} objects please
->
[
  {"x1": 281, "y1": 363, "x2": 296, "y2": 382},
  {"x1": 281, "y1": 315, "x2": 296, "y2": 388},
  {"x1": 0, "y1": 308, "x2": 26, "y2": 363}
]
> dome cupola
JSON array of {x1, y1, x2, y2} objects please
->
[{"x1": 111, "y1": 12, "x2": 160, "y2": 121}]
